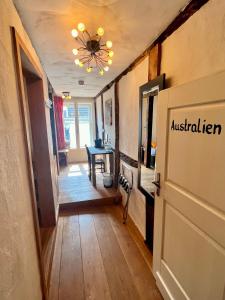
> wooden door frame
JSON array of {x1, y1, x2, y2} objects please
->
[
  {"x1": 11, "y1": 27, "x2": 47, "y2": 299},
  {"x1": 138, "y1": 74, "x2": 165, "y2": 198}
]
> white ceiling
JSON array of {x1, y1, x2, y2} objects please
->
[{"x1": 13, "y1": 0, "x2": 189, "y2": 97}]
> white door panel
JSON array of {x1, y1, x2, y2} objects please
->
[
  {"x1": 163, "y1": 204, "x2": 225, "y2": 300},
  {"x1": 153, "y1": 71, "x2": 225, "y2": 300},
  {"x1": 167, "y1": 103, "x2": 225, "y2": 212}
]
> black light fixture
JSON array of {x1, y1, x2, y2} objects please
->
[
  {"x1": 62, "y1": 91, "x2": 71, "y2": 100},
  {"x1": 71, "y1": 23, "x2": 114, "y2": 76}
]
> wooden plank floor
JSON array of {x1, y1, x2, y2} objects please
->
[
  {"x1": 48, "y1": 205, "x2": 162, "y2": 300},
  {"x1": 59, "y1": 163, "x2": 120, "y2": 204}
]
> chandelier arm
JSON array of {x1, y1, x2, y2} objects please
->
[
  {"x1": 99, "y1": 48, "x2": 109, "y2": 53},
  {"x1": 76, "y1": 36, "x2": 87, "y2": 48},
  {"x1": 80, "y1": 55, "x2": 92, "y2": 60},
  {"x1": 97, "y1": 62, "x2": 102, "y2": 71},
  {"x1": 78, "y1": 47, "x2": 87, "y2": 51},
  {"x1": 96, "y1": 57, "x2": 106, "y2": 70},
  {"x1": 94, "y1": 55, "x2": 101, "y2": 69},
  {"x1": 99, "y1": 59, "x2": 106, "y2": 69},
  {"x1": 83, "y1": 57, "x2": 93, "y2": 64},
  {"x1": 77, "y1": 40, "x2": 86, "y2": 48},
  {"x1": 96, "y1": 55, "x2": 108, "y2": 63},
  {"x1": 84, "y1": 30, "x2": 92, "y2": 41},
  {"x1": 96, "y1": 56, "x2": 105, "y2": 66},
  {"x1": 80, "y1": 55, "x2": 93, "y2": 65}
]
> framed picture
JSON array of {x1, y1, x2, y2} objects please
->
[{"x1": 105, "y1": 98, "x2": 112, "y2": 126}]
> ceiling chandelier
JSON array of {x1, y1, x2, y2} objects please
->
[
  {"x1": 62, "y1": 91, "x2": 71, "y2": 100},
  {"x1": 71, "y1": 23, "x2": 114, "y2": 76}
]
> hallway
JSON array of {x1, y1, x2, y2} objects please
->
[
  {"x1": 2, "y1": 1, "x2": 225, "y2": 299},
  {"x1": 48, "y1": 205, "x2": 162, "y2": 300}
]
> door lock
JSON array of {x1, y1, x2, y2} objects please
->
[{"x1": 152, "y1": 173, "x2": 160, "y2": 196}]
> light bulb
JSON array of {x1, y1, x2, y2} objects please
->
[
  {"x1": 106, "y1": 40, "x2": 112, "y2": 48},
  {"x1": 108, "y1": 50, "x2": 114, "y2": 58},
  {"x1": 71, "y1": 29, "x2": 78, "y2": 38},
  {"x1": 99, "y1": 69, "x2": 104, "y2": 76},
  {"x1": 97, "y1": 27, "x2": 104, "y2": 36},
  {"x1": 104, "y1": 66, "x2": 109, "y2": 72},
  {"x1": 62, "y1": 95, "x2": 65, "y2": 99},
  {"x1": 79, "y1": 61, "x2": 84, "y2": 67},
  {"x1": 68, "y1": 96, "x2": 72, "y2": 100},
  {"x1": 74, "y1": 58, "x2": 80, "y2": 65},
  {"x1": 86, "y1": 67, "x2": 92, "y2": 73},
  {"x1": 72, "y1": 48, "x2": 78, "y2": 55},
  {"x1": 108, "y1": 59, "x2": 112, "y2": 65},
  {"x1": 78, "y1": 23, "x2": 85, "y2": 32}
]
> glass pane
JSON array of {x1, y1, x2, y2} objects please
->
[
  {"x1": 63, "y1": 102, "x2": 76, "y2": 148},
  {"x1": 140, "y1": 95, "x2": 158, "y2": 197},
  {"x1": 150, "y1": 96, "x2": 157, "y2": 169},
  {"x1": 78, "y1": 104, "x2": 92, "y2": 147}
]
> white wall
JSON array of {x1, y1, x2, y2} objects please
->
[
  {"x1": 119, "y1": 57, "x2": 149, "y2": 159},
  {"x1": 0, "y1": 0, "x2": 53, "y2": 298},
  {"x1": 118, "y1": 0, "x2": 225, "y2": 239},
  {"x1": 93, "y1": 0, "x2": 225, "y2": 241},
  {"x1": 161, "y1": 0, "x2": 225, "y2": 87},
  {"x1": 119, "y1": 57, "x2": 149, "y2": 238}
]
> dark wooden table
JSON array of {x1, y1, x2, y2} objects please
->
[{"x1": 87, "y1": 146, "x2": 113, "y2": 187}]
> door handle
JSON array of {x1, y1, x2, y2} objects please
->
[{"x1": 152, "y1": 173, "x2": 160, "y2": 196}]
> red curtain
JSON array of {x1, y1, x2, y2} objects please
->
[{"x1": 54, "y1": 96, "x2": 66, "y2": 150}]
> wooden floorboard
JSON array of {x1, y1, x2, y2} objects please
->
[
  {"x1": 114, "y1": 205, "x2": 153, "y2": 270},
  {"x1": 92, "y1": 207, "x2": 140, "y2": 300},
  {"x1": 79, "y1": 212, "x2": 111, "y2": 300},
  {"x1": 104, "y1": 206, "x2": 162, "y2": 300},
  {"x1": 59, "y1": 215, "x2": 85, "y2": 300},
  {"x1": 49, "y1": 205, "x2": 162, "y2": 300}
]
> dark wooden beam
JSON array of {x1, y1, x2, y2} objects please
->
[
  {"x1": 148, "y1": 44, "x2": 161, "y2": 81},
  {"x1": 114, "y1": 82, "x2": 120, "y2": 188},
  {"x1": 154, "y1": 0, "x2": 209, "y2": 44},
  {"x1": 120, "y1": 152, "x2": 138, "y2": 168},
  {"x1": 95, "y1": 0, "x2": 209, "y2": 98}
]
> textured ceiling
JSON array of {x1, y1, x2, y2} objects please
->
[{"x1": 13, "y1": 0, "x2": 190, "y2": 97}]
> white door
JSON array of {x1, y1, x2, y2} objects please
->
[{"x1": 153, "y1": 71, "x2": 225, "y2": 300}]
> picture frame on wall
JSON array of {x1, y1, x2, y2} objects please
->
[{"x1": 105, "y1": 98, "x2": 112, "y2": 126}]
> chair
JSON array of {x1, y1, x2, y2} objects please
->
[{"x1": 85, "y1": 145, "x2": 105, "y2": 180}]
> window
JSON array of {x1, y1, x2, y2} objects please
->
[
  {"x1": 78, "y1": 103, "x2": 92, "y2": 147},
  {"x1": 63, "y1": 103, "x2": 76, "y2": 148},
  {"x1": 63, "y1": 101, "x2": 93, "y2": 149}
]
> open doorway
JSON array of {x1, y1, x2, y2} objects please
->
[{"x1": 12, "y1": 27, "x2": 57, "y2": 299}]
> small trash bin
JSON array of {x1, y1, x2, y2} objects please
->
[{"x1": 103, "y1": 173, "x2": 113, "y2": 188}]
